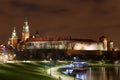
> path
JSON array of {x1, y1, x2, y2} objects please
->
[{"x1": 47, "y1": 66, "x2": 80, "y2": 80}]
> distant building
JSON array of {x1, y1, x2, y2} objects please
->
[
  {"x1": 0, "y1": 45, "x2": 5, "y2": 62},
  {"x1": 0, "y1": 45, "x2": 14, "y2": 62}
]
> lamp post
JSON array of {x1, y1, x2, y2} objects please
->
[
  {"x1": 44, "y1": 62, "x2": 46, "y2": 72},
  {"x1": 73, "y1": 66, "x2": 75, "y2": 80},
  {"x1": 50, "y1": 58, "x2": 52, "y2": 76},
  {"x1": 74, "y1": 76, "x2": 75, "y2": 80}
]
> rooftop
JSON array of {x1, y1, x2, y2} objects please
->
[{"x1": 26, "y1": 37, "x2": 96, "y2": 43}]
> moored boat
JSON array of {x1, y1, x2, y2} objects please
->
[{"x1": 72, "y1": 61, "x2": 88, "y2": 73}]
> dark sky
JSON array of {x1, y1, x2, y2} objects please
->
[{"x1": 0, "y1": 0, "x2": 120, "y2": 48}]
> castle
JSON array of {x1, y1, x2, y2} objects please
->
[
  {"x1": 7, "y1": 19, "x2": 118, "y2": 60},
  {"x1": 8, "y1": 19, "x2": 115, "y2": 51}
]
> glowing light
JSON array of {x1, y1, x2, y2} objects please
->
[
  {"x1": 74, "y1": 43, "x2": 82, "y2": 50},
  {"x1": 84, "y1": 44, "x2": 98, "y2": 50},
  {"x1": 76, "y1": 73, "x2": 86, "y2": 80},
  {"x1": 74, "y1": 43, "x2": 99, "y2": 50}
]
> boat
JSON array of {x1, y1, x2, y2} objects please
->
[
  {"x1": 72, "y1": 61, "x2": 88, "y2": 73},
  {"x1": 62, "y1": 60, "x2": 88, "y2": 75}
]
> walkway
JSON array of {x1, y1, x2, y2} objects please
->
[{"x1": 47, "y1": 66, "x2": 80, "y2": 80}]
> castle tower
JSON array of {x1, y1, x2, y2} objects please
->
[
  {"x1": 22, "y1": 19, "x2": 30, "y2": 42},
  {"x1": 99, "y1": 36, "x2": 108, "y2": 51},
  {"x1": 8, "y1": 27, "x2": 18, "y2": 48},
  {"x1": 108, "y1": 41, "x2": 114, "y2": 51},
  {"x1": 35, "y1": 31, "x2": 40, "y2": 38}
]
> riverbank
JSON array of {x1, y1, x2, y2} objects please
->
[
  {"x1": 47, "y1": 66, "x2": 80, "y2": 80},
  {"x1": 1, "y1": 60, "x2": 120, "y2": 80},
  {"x1": 88, "y1": 60, "x2": 120, "y2": 67}
]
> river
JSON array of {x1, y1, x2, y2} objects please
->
[{"x1": 62, "y1": 66, "x2": 120, "y2": 80}]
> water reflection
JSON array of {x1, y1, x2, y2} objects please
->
[
  {"x1": 76, "y1": 72, "x2": 86, "y2": 80},
  {"x1": 62, "y1": 66, "x2": 120, "y2": 80}
]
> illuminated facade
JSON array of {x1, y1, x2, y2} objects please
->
[
  {"x1": 8, "y1": 19, "x2": 115, "y2": 52},
  {"x1": 24, "y1": 38, "x2": 113, "y2": 51}
]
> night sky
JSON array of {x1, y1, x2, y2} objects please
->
[{"x1": 0, "y1": 0, "x2": 120, "y2": 48}]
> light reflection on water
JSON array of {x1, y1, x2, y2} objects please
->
[
  {"x1": 62, "y1": 67, "x2": 120, "y2": 80},
  {"x1": 76, "y1": 72, "x2": 86, "y2": 80}
]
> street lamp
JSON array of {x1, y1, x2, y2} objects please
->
[
  {"x1": 50, "y1": 58, "x2": 52, "y2": 76},
  {"x1": 74, "y1": 75, "x2": 76, "y2": 80},
  {"x1": 44, "y1": 62, "x2": 46, "y2": 72},
  {"x1": 73, "y1": 66, "x2": 75, "y2": 80}
]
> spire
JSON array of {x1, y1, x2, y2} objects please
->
[
  {"x1": 23, "y1": 18, "x2": 29, "y2": 32},
  {"x1": 13, "y1": 27, "x2": 16, "y2": 33},
  {"x1": 11, "y1": 27, "x2": 17, "y2": 38},
  {"x1": 24, "y1": 18, "x2": 28, "y2": 26}
]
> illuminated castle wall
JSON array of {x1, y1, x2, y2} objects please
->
[
  {"x1": 8, "y1": 20, "x2": 115, "y2": 51},
  {"x1": 24, "y1": 37, "x2": 113, "y2": 51}
]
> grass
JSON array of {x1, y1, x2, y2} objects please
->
[
  {"x1": 88, "y1": 60, "x2": 120, "y2": 67},
  {"x1": 0, "y1": 61, "x2": 60, "y2": 80}
]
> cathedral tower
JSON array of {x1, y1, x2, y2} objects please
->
[
  {"x1": 22, "y1": 19, "x2": 30, "y2": 42},
  {"x1": 8, "y1": 27, "x2": 18, "y2": 48}
]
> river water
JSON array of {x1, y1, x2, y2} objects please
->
[{"x1": 62, "y1": 66, "x2": 120, "y2": 80}]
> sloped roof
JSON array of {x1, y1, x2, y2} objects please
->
[{"x1": 26, "y1": 37, "x2": 96, "y2": 43}]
